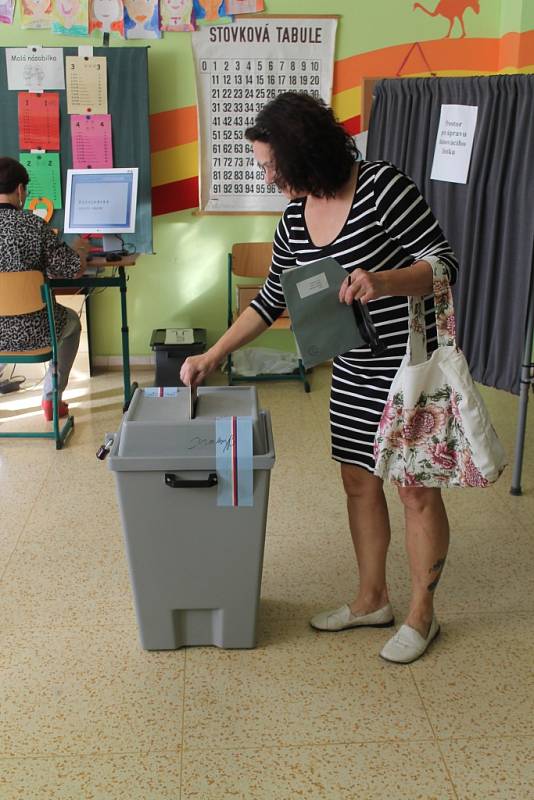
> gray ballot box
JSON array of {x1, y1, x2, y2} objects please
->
[{"x1": 107, "y1": 386, "x2": 275, "y2": 650}]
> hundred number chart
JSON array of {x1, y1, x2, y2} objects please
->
[{"x1": 193, "y1": 17, "x2": 337, "y2": 213}]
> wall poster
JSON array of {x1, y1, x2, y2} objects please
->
[{"x1": 192, "y1": 16, "x2": 337, "y2": 213}]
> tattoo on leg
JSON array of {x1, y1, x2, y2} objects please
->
[{"x1": 427, "y1": 557, "x2": 446, "y2": 592}]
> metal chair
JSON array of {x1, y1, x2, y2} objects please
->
[
  {"x1": 0, "y1": 270, "x2": 74, "y2": 449},
  {"x1": 227, "y1": 242, "x2": 310, "y2": 392}
]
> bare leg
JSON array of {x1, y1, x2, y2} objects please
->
[
  {"x1": 340, "y1": 464, "x2": 391, "y2": 615},
  {"x1": 398, "y1": 486, "x2": 450, "y2": 637}
]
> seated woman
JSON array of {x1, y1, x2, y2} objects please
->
[{"x1": 0, "y1": 157, "x2": 89, "y2": 420}]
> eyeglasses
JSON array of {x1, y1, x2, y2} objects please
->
[{"x1": 257, "y1": 159, "x2": 276, "y2": 176}]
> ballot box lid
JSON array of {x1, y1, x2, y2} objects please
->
[{"x1": 107, "y1": 385, "x2": 274, "y2": 471}]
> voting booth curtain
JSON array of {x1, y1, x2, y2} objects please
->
[{"x1": 367, "y1": 75, "x2": 534, "y2": 395}]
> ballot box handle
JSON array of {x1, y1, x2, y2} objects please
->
[{"x1": 165, "y1": 472, "x2": 218, "y2": 489}]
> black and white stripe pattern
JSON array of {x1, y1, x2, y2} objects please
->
[{"x1": 251, "y1": 161, "x2": 459, "y2": 472}]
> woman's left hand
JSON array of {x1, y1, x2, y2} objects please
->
[{"x1": 338, "y1": 268, "x2": 388, "y2": 305}]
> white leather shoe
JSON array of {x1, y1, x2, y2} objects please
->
[
  {"x1": 380, "y1": 616, "x2": 440, "y2": 664},
  {"x1": 310, "y1": 603, "x2": 394, "y2": 632}
]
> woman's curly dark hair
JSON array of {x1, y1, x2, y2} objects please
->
[
  {"x1": 0, "y1": 157, "x2": 29, "y2": 195},
  {"x1": 245, "y1": 92, "x2": 358, "y2": 198}
]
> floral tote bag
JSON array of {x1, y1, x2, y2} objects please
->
[{"x1": 374, "y1": 260, "x2": 507, "y2": 488}]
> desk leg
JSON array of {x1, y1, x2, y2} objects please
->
[{"x1": 119, "y1": 267, "x2": 137, "y2": 409}]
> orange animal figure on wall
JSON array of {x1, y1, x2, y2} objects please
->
[{"x1": 413, "y1": 0, "x2": 480, "y2": 38}]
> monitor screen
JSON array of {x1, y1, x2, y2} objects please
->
[{"x1": 63, "y1": 168, "x2": 138, "y2": 234}]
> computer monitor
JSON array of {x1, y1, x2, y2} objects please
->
[{"x1": 63, "y1": 168, "x2": 139, "y2": 248}]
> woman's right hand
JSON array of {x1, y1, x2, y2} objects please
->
[{"x1": 180, "y1": 352, "x2": 219, "y2": 387}]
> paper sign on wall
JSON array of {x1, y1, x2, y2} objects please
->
[
  {"x1": 20, "y1": 152, "x2": 62, "y2": 210},
  {"x1": 123, "y1": 0, "x2": 161, "y2": 39},
  {"x1": 71, "y1": 114, "x2": 113, "y2": 168},
  {"x1": 18, "y1": 92, "x2": 60, "y2": 151},
  {"x1": 226, "y1": 0, "x2": 264, "y2": 13},
  {"x1": 89, "y1": 0, "x2": 125, "y2": 35},
  {"x1": 20, "y1": 0, "x2": 52, "y2": 29},
  {"x1": 6, "y1": 48, "x2": 65, "y2": 91},
  {"x1": 160, "y1": 0, "x2": 195, "y2": 32},
  {"x1": 193, "y1": 17, "x2": 337, "y2": 212},
  {"x1": 431, "y1": 104, "x2": 478, "y2": 184},
  {"x1": 66, "y1": 56, "x2": 108, "y2": 115},
  {"x1": 52, "y1": 0, "x2": 89, "y2": 36},
  {"x1": 0, "y1": 0, "x2": 15, "y2": 24}
]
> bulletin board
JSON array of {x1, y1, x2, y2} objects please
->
[
  {"x1": 192, "y1": 16, "x2": 338, "y2": 214},
  {"x1": 0, "y1": 46, "x2": 153, "y2": 253}
]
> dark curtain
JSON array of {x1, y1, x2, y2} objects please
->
[{"x1": 367, "y1": 75, "x2": 534, "y2": 394}]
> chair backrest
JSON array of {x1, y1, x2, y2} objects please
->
[
  {"x1": 231, "y1": 243, "x2": 273, "y2": 278},
  {"x1": 0, "y1": 270, "x2": 45, "y2": 317}
]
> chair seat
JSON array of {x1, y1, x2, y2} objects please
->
[
  {"x1": 0, "y1": 346, "x2": 52, "y2": 359},
  {"x1": 0, "y1": 270, "x2": 73, "y2": 448}
]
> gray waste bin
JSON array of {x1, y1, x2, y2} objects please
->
[{"x1": 107, "y1": 385, "x2": 275, "y2": 651}]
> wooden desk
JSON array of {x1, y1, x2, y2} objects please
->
[{"x1": 50, "y1": 255, "x2": 138, "y2": 409}]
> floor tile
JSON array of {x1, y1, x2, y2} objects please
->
[
  {"x1": 434, "y1": 519, "x2": 534, "y2": 615},
  {"x1": 0, "y1": 626, "x2": 185, "y2": 757},
  {"x1": 0, "y1": 534, "x2": 134, "y2": 630},
  {"x1": 182, "y1": 741, "x2": 456, "y2": 799},
  {"x1": 0, "y1": 753, "x2": 182, "y2": 800},
  {"x1": 183, "y1": 617, "x2": 434, "y2": 751},
  {"x1": 440, "y1": 737, "x2": 534, "y2": 800},
  {"x1": 411, "y1": 613, "x2": 534, "y2": 740}
]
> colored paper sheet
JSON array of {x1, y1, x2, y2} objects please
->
[
  {"x1": 123, "y1": 0, "x2": 161, "y2": 39},
  {"x1": 66, "y1": 56, "x2": 108, "y2": 115},
  {"x1": 193, "y1": 0, "x2": 232, "y2": 26},
  {"x1": 6, "y1": 48, "x2": 65, "y2": 91},
  {"x1": 71, "y1": 114, "x2": 113, "y2": 169},
  {"x1": 0, "y1": 0, "x2": 15, "y2": 24},
  {"x1": 216, "y1": 416, "x2": 253, "y2": 507},
  {"x1": 18, "y1": 92, "x2": 60, "y2": 151},
  {"x1": 52, "y1": 0, "x2": 89, "y2": 36},
  {"x1": 20, "y1": 152, "x2": 62, "y2": 210},
  {"x1": 225, "y1": 0, "x2": 263, "y2": 13},
  {"x1": 89, "y1": 0, "x2": 124, "y2": 36},
  {"x1": 160, "y1": 0, "x2": 195, "y2": 32},
  {"x1": 20, "y1": 0, "x2": 53, "y2": 29}
]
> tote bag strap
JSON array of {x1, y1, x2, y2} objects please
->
[{"x1": 407, "y1": 259, "x2": 457, "y2": 366}]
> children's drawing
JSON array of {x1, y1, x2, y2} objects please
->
[
  {"x1": 413, "y1": 0, "x2": 480, "y2": 38},
  {"x1": 193, "y1": 0, "x2": 231, "y2": 25},
  {"x1": 225, "y1": 0, "x2": 263, "y2": 13},
  {"x1": 52, "y1": 0, "x2": 89, "y2": 36},
  {"x1": 124, "y1": 0, "x2": 161, "y2": 38},
  {"x1": 0, "y1": 0, "x2": 15, "y2": 24},
  {"x1": 21, "y1": 0, "x2": 53, "y2": 29},
  {"x1": 89, "y1": 0, "x2": 124, "y2": 34},
  {"x1": 160, "y1": 0, "x2": 194, "y2": 31}
]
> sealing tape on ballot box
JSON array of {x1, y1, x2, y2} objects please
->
[
  {"x1": 143, "y1": 387, "x2": 180, "y2": 397},
  {"x1": 215, "y1": 416, "x2": 253, "y2": 508}
]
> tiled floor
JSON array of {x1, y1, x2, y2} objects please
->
[{"x1": 0, "y1": 357, "x2": 533, "y2": 799}]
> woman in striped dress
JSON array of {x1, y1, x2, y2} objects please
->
[{"x1": 181, "y1": 92, "x2": 459, "y2": 664}]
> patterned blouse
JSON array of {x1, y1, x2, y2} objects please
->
[{"x1": 0, "y1": 206, "x2": 80, "y2": 351}]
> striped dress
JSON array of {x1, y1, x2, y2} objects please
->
[{"x1": 251, "y1": 161, "x2": 459, "y2": 473}]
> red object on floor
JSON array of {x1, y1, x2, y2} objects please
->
[{"x1": 41, "y1": 400, "x2": 69, "y2": 421}]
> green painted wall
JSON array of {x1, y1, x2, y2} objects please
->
[{"x1": 0, "y1": 0, "x2": 530, "y2": 356}]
